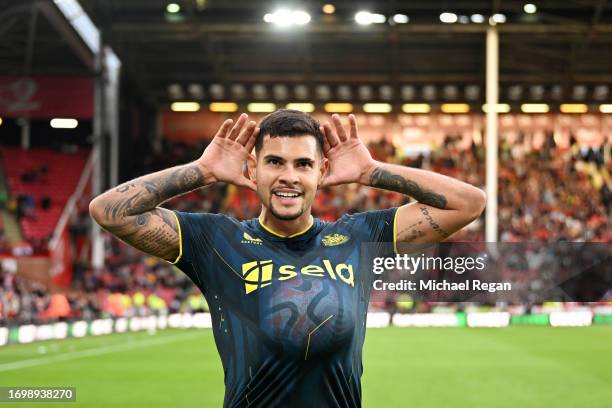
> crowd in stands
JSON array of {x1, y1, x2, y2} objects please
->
[
  {"x1": 0, "y1": 147, "x2": 88, "y2": 255},
  {"x1": 0, "y1": 245, "x2": 206, "y2": 325},
  {"x1": 1, "y1": 126, "x2": 609, "y2": 325},
  {"x1": 0, "y1": 228, "x2": 9, "y2": 254},
  {"x1": 1, "y1": 164, "x2": 50, "y2": 249},
  {"x1": 161, "y1": 130, "x2": 610, "y2": 243}
]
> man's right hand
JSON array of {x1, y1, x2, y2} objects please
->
[
  {"x1": 89, "y1": 113, "x2": 260, "y2": 264},
  {"x1": 197, "y1": 113, "x2": 259, "y2": 191}
]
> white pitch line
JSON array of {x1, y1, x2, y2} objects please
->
[{"x1": 0, "y1": 331, "x2": 204, "y2": 372}]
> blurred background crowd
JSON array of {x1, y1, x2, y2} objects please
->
[{"x1": 1, "y1": 129, "x2": 609, "y2": 325}]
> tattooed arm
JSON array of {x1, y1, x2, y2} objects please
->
[
  {"x1": 364, "y1": 163, "x2": 486, "y2": 244},
  {"x1": 89, "y1": 163, "x2": 208, "y2": 262},
  {"x1": 89, "y1": 114, "x2": 259, "y2": 262},
  {"x1": 320, "y1": 114, "x2": 486, "y2": 245}
]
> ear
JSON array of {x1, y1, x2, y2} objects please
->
[
  {"x1": 246, "y1": 154, "x2": 257, "y2": 183},
  {"x1": 318, "y1": 157, "x2": 329, "y2": 187}
]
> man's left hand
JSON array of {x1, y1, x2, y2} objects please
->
[{"x1": 320, "y1": 114, "x2": 376, "y2": 188}]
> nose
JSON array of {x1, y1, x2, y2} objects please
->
[{"x1": 278, "y1": 164, "x2": 300, "y2": 185}]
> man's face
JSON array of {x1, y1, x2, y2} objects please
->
[{"x1": 249, "y1": 135, "x2": 328, "y2": 220}]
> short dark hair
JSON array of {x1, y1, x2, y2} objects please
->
[{"x1": 255, "y1": 109, "x2": 324, "y2": 154}]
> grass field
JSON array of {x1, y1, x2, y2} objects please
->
[{"x1": 1, "y1": 326, "x2": 611, "y2": 407}]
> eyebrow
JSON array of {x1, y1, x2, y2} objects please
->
[{"x1": 263, "y1": 155, "x2": 315, "y2": 163}]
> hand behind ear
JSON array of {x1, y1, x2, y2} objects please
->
[
  {"x1": 319, "y1": 114, "x2": 375, "y2": 188},
  {"x1": 197, "y1": 113, "x2": 259, "y2": 191}
]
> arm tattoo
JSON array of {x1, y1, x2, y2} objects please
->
[
  {"x1": 93, "y1": 163, "x2": 203, "y2": 260},
  {"x1": 370, "y1": 167, "x2": 447, "y2": 209},
  {"x1": 419, "y1": 206, "x2": 450, "y2": 239},
  {"x1": 115, "y1": 183, "x2": 136, "y2": 193},
  {"x1": 101, "y1": 164, "x2": 204, "y2": 223},
  {"x1": 102, "y1": 208, "x2": 179, "y2": 260},
  {"x1": 397, "y1": 220, "x2": 425, "y2": 243}
]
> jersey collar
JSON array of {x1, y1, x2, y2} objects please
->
[{"x1": 257, "y1": 215, "x2": 315, "y2": 239}]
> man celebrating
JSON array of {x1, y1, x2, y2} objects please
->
[{"x1": 89, "y1": 110, "x2": 485, "y2": 407}]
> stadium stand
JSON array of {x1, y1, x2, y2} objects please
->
[
  {"x1": 0, "y1": 147, "x2": 89, "y2": 252},
  {"x1": 1, "y1": 127, "x2": 608, "y2": 325},
  {"x1": 159, "y1": 133, "x2": 609, "y2": 242}
]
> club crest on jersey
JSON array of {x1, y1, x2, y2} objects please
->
[
  {"x1": 241, "y1": 260, "x2": 354, "y2": 294},
  {"x1": 321, "y1": 233, "x2": 349, "y2": 246},
  {"x1": 241, "y1": 232, "x2": 263, "y2": 245}
]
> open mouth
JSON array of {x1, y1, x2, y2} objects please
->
[
  {"x1": 272, "y1": 190, "x2": 302, "y2": 204},
  {"x1": 273, "y1": 191, "x2": 300, "y2": 198}
]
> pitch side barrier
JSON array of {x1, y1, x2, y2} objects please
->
[
  {"x1": 2, "y1": 242, "x2": 610, "y2": 346},
  {"x1": 1, "y1": 308, "x2": 611, "y2": 346}
]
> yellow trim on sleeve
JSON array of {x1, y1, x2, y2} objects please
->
[
  {"x1": 170, "y1": 211, "x2": 183, "y2": 264},
  {"x1": 393, "y1": 207, "x2": 399, "y2": 254},
  {"x1": 258, "y1": 216, "x2": 314, "y2": 238}
]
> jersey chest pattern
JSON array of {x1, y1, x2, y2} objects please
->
[
  {"x1": 202, "y1": 222, "x2": 370, "y2": 361},
  {"x1": 172, "y1": 209, "x2": 396, "y2": 407}
]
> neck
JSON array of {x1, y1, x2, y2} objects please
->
[{"x1": 258, "y1": 206, "x2": 313, "y2": 237}]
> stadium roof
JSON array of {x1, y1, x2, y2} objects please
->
[
  {"x1": 0, "y1": 0, "x2": 611, "y2": 104},
  {"x1": 0, "y1": 0, "x2": 93, "y2": 76}
]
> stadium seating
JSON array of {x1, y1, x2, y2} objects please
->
[
  {"x1": 1, "y1": 147, "x2": 89, "y2": 241},
  {"x1": 1, "y1": 131, "x2": 609, "y2": 325}
]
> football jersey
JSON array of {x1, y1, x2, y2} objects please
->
[{"x1": 171, "y1": 208, "x2": 397, "y2": 407}]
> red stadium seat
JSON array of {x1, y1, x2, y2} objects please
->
[{"x1": 1, "y1": 147, "x2": 89, "y2": 241}]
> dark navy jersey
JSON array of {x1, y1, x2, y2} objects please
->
[{"x1": 171, "y1": 208, "x2": 397, "y2": 408}]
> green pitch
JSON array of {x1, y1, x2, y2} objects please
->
[{"x1": 1, "y1": 326, "x2": 610, "y2": 407}]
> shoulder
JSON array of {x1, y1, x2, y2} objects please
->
[
  {"x1": 325, "y1": 208, "x2": 398, "y2": 243},
  {"x1": 337, "y1": 208, "x2": 398, "y2": 226},
  {"x1": 173, "y1": 211, "x2": 242, "y2": 231},
  {"x1": 319, "y1": 208, "x2": 398, "y2": 229}
]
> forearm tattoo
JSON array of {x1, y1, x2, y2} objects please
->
[
  {"x1": 93, "y1": 163, "x2": 204, "y2": 260},
  {"x1": 102, "y1": 208, "x2": 179, "y2": 259},
  {"x1": 102, "y1": 164, "x2": 203, "y2": 222},
  {"x1": 369, "y1": 167, "x2": 447, "y2": 209}
]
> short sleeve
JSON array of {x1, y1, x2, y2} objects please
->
[
  {"x1": 340, "y1": 208, "x2": 398, "y2": 289},
  {"x1": 361, "y1": 207, "x2": 398, "y2": 246},
  {"x1": 169, "y1": 210, "x2": 227, "y2": 289}
]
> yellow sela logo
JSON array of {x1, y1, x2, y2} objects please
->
[
  {"x1": 241, "y1": 260, "x2": 355, "y2": 294},
  {"x1": 321, "y1": 233, "x2": 349, "y2": 246}
]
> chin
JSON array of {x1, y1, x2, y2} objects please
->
[
  {"x1": 273, "y1": 211, "x2": 303, "y2": 221},
  {"x1": 270, "y1": 206, "x2": 304, "y2": 221}
]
